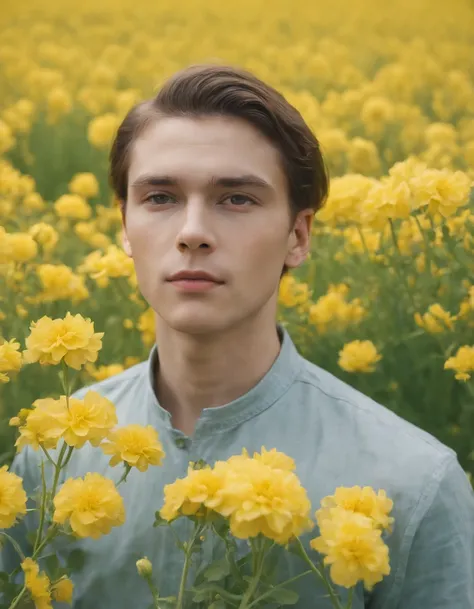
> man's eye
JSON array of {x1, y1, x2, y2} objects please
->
[
  {"x1": 145, "y1": 193, "x2": 174, "y2": 205},
  {"x1": 225, "y1": 194, "x2": 255, "y2": 206}
]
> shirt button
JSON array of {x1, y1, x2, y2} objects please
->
[{"x1": 175, "y1": 437, "x2": 187, "y2": 449}]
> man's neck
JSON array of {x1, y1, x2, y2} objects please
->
[{"x1": 154, "y1": 314, "x2": 282, "y2": 436}]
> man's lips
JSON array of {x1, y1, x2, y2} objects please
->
[{"x1": 166, "y1": 272, "x2": 224, "y2": 292}]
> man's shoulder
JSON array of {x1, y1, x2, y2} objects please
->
[
  {"x1": 72, "y1": 359, "x2": 149, "y2": 404},
  {"x1": 294, "y1": 354, "x2": 456, "y2": 465}
]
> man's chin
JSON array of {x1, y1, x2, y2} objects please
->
[{"x1": 162, "y1": 312, "x2": 229, "y2": 336}]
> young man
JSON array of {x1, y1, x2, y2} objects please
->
[{"x1": 5, "y1": 64, "x2": 474, "y2": 608}]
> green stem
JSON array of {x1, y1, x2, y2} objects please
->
[
  {"x1": 144, "y1": 574, "x2": 164, "y2": 609},
  {"x1": 294, "y1": 538, "x2": 344, "y2": 609},
  {"x1": 414, "y1": 214, "x2": 432, "y2": 265},
  {"x1": 31, "y1": 525, "x2": 59, "y2": 560},
  {"x1": 40, "y1": 445, "x2": 57, "y2": 467},
  {"x1": 61, "y1": 362, "x2": 71, "y2": 405},
  {"x1": 176, "y1": 523, "x2": 203, "y2": 609},
  {"x1": 50, "y1": 442, "x2": 68, "y2": 501},
  {"x1": 388, "y1": 219, "x2": 402, "y2": 256},
  {"x1": 61, "y1": 445, "x2": 75, "y2": 470},
  {"x1": 356, "y1": 226, "x2": 371, "y2": 258},
  {"x1": 388, "y1": 219, "x2": 417, "y2": 311},
  {"x1": 116, "y1": 464, "x2": 132, "y2": 486},
  {"x1": 0, "y1": 532, "x2": 26, "y2": 561},
  {"x1": 248, "y1": 569, "x2": 313, "y2": 608},
  {"x1": 238, "y1": 537, "x2": 268, "y2": 609},
  {"x1": 7, "y1": 585, "x2": 27, "y2": 609},
  {"x1": 345, "y1": 587, "x2": 355, "y2": 609},
  {"x1": 33, "y1": 460, "x2": 47, "y2": 553}
]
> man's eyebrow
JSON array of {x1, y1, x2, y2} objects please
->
[{"x1": 130, "y1": 174, "x2": 272, "y2": 190}]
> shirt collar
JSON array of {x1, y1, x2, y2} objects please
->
[{"x1": 144, "y1": 324, "x2": 303, "y2": 434}]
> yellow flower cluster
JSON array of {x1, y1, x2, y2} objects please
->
[
  {"x1": 23, "y1": 313, "x2": 103, "y2": 369},
  {"x1": 414, "y1": 303, "x2": 456, "y2": 334},
  {"x1": 101, "y1": 424, "x2": 165, "y2": 472},
  {"x1": 0, "y1": 465, "x2": 27, "y2": 528},
  {"x1": 310, "y1": 486, "x2": 393, "y2": 590},
  {"x1": 0, "y1": 338, "x2": 22, "y2": 383},
  {"x1": 309, "y1": 284, "x2": 365, "y2": 334},
  {"x1": 21, "y1": 558, "x2": 74, "y2": 608},
  {"x1": 12, "y1": 391, "x2": 118, "y2": 451},
  {"x1": 445, "y1": 346, "x2": 474, "y2": 381},
  {"x1": 161, "y1": 447, "x2": 313, "y2": 544},
  {"x1": 53, "y1": 473, "x2": 126, "y2": 539},
  {"x1": 338, "y1": 340, "x2": 382, "y2": 373}
]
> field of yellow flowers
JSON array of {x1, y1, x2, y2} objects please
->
[{"x1": 1, "y1": 0, "x2": 474, "y2": 478}]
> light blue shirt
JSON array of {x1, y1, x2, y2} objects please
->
[{"x1": 2, "y1": 326, "x2": 474, "y2": 608}]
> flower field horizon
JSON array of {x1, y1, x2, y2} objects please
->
[{"x1": 1, "y1": 0, "x2": 474, "y2": 480}]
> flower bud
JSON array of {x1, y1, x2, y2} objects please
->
[{"x1": 136, "y1": 557, "x2": 153, "y2": 578}]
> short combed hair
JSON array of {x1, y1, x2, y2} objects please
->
[{"x1": 110, "y1": 63, "x2": 329, "y2": 218}]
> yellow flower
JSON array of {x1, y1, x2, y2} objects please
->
[
  {"x1": 347, "y1": 138, "x2": 381, "y2": 175},
  {"x1": 21, "y1": 558, "x2": 52, "y2": 609},
  {"x1": 360, "y1": 179, "x2": 412, "y2": 229},
  {"x1": 101, "y1": 424, "x2": 165, "y2": 472},
  {"x1": 6, "y1": 232, "x2": 38, "y2": 262},
  {"x1": 28, "y1": 223, "x2": 59, "y2": 253},
  {"x1": 160, "y1": 465, "x2": 227, "y2": 522},
  {"x1": 338, "y1": 340, "x2": 382, "y2": 373},
  {"x1": 54, "y1": 194, "x2": 92, "y2": 220},
  {"x1": 53, "y1": 472, "x2": 125, "y2": 539},
  {"x1": 69, "y1": 172, "x2": 99, "y2": 199},
  {"x1": 253, "y1": 447, "x2": 296, "y2": 472},
  {"x1": 37, "y1": 264, "x2": 89, "y2": 303},
  {"x1": 310, "y1": 508, "x2": 390, "y2": 591},
  {"x1": 23, "y1": 313, "x2": 103, "y2": 369},
  {"x1": 208, "y1": 454, "x2": 313, "y2": 544},
  {"x1": 47, "y1": 87, "x2": 72, "y2": 123},
  {"x1": 316, "y1": 486, "x2": 394, "y2": 533},
  {"x1": 411, "y1": 168, "x2": 472, "y2": 218},
  {"x1": 14, "y1": 397, "x2": 67, "y2": 452},
  {"x1": 86, "y1": 363, "x2": 124, "y2": 381},
  {"x1": 62, "y1": 391, "x2": 118, "y2": 448},
  {"x1": 414, "y1": 303, "x2": 456, "y2": 334},
  {"x1": 138, "y1": 308, "x2": 156, "y2": 347},
  {"x1": 51, "y1": 577, "x2": 74, "y2": 603},
  {"x1": 78, "y1": 245, "x2": 135, "y2": 285},
  {"x1": 444, "y1": 345, "x2": 474, "y2": 381},
  {"x1": 87, "y1": 113, "x2": 120, "y2": 149},
  {"x1": 278, "y1": 275, "x2": 311, "y2": 308},
  {"x1": 309, "y1": 287, "x2": 365, "y2": 334},
  {"x1": 316, "y1": 174, "x2": 375, "y2": 226},
  {"x1": 0, "y1": 465, "x2": 27, "y2": 528},
  {"x1": 0, "y1": 338, "x2": 22, "y2": 383},
  {"x1": 23, "y1": 192, "x2": 45, "y2": 212}
]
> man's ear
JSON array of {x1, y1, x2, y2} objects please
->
[
  {"x1": 120, "y1": 202, "x2": 132, "y2": 256},
  {"x1": 284, "y1": 209, "x2": 314, "y2": 270}
]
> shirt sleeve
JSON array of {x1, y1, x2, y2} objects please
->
[{"x1": 384, "y1": 456, "x2": 474, "y2": 609}]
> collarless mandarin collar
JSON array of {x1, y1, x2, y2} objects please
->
[{"x1": 144, "y1": 325, "x2": 303, "y2": 434}]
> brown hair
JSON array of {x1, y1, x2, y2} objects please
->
[{"x1": 109, "y1": 63, "x2": 328, "y2": 219}]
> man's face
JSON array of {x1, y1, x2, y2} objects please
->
[{"x1": 123, "y1": 115, "x2": 312, "y2": 335}]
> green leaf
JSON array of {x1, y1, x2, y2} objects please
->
[
  {"x1": 66, "y1": 548, "x2": 86, "y2": 572},
  {"x1": 266, "y1": 588, "x2": 299, "y2": 605},
  {"x1": 212, "y1": 516, "x2": 230, "y2": 539},
  {"x1": 153, "y1": 511, "x2": 169, "y2": 528},
  {"x1": 45, "y1": 554, "x2": 61, "y2": 579},
  {"x1": 192, "y1": 584, "x2": 241, "y2": 604},
  {"x1": 0, "y1": 572, "x2": 10, "y2": 589},
  {"x1": 203, "y1": 558, "x2": 231, "y2": 582},
  {"x1": 209, "y1": 601, "x2": 227, "y2": 609}
]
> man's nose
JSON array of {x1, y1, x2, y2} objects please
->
[{"x1": 175, "y1": 200, "x2": 216, "y2": 253}]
